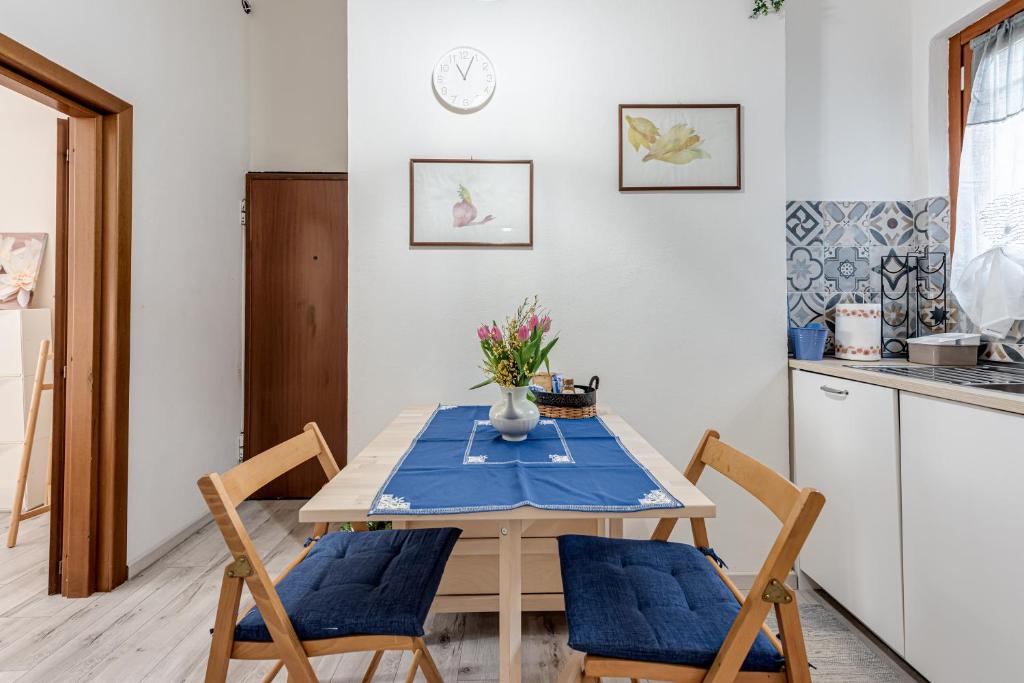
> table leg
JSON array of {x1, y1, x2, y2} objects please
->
[
  {"x1": 608, "y1": 518, "x2": 623, "y2": 539},
  {"x1": 498, "y1": 519, "x2": 523, "y2": 683}
]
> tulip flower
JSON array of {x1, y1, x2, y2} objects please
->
[{"x1": 468, "y1": 297, "x2": 560, "y2": 392}]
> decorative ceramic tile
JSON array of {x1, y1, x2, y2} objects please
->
[
  {"x1": 786, "y1": 201, "x2": 824, "y2": 246},
  {"x1": 787, "y1": 246, "x2": 824, "y2": 292},
  {"x1": 788, "y1": 292, "x2": 825, "y2": 329},
  {"x1": 863, "y1": 201, "x2": 916, "y2": 246},
  {"x1": 823, "y1": 245, "x2": 872, "y2": 294},
  {"x1": 914, "y1": 197, "x2": 951, "y2": 245},
  {"x1": 787, "y1": 196, "x2": 957, "y2": 357},
  {"x1": 918, "y1": 298, "x2": 959, "y2": 333},
  {"x1": 914, "y1": 245, "x2": 950, "y2": 296},
  {"x1": 981, "y1": 342, "x2": 1024, "y2": 363},
  {"x1": 1005, "y1": 319, "x2": 1024, "y2": 343},
  {"x1": 871, "y1": 246, "x2": 913, "y2": 294},
  {"x1": 821, "y1": 201, "x2": 872, "y2": 245}
]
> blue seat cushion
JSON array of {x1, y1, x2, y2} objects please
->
[
  {"x1": 235, "y1": 527, "x2": 461, "y2": 642},
  {"x1": 558, "y1": 535, "x2": 784, "y2": 673}
]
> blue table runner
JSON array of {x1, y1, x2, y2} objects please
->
[{"x1": 369, "y1": 405, "x2": 682, "y2": 515}]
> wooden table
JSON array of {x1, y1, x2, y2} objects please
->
[{"x1": 300, "y1": 406, "x2": 716, "y2": 683}]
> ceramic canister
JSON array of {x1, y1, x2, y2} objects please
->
[{"x1": 834, "y1": 303, "x2": 882, "y2": 361}]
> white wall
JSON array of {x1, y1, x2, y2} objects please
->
[
  {"x1": 0, "y1": 87, "x2": 60, "y2": 313},
  {"x1": 786, "y1": 0, "x2": 915, "y2": 199},
  {"x1": 786, "y1": 0, "x2": 1012, "y2": 200},
  {"x1": 248, "y1": 0, "x2": 347, "y2": 171},
  {"x1": 0, "y1": 1, "x2": 249, "y2": 568},
  {"x1": 349, "y1": 0, "x2": 789, "y2": 574},
  {"x1": 910, "y1": 0, "x2": 1004, "y2": 197}
]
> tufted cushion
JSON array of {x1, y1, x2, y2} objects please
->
[
  {"x1": 235, "y1": 527, "x2": 461, "y2": 642},
  {"x1": 558, "y1": 535, "x2": 784, "y2": 673}
]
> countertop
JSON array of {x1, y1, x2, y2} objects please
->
[{"x1": 789, "y1": 358, "x2": 1024, "y2": 416}]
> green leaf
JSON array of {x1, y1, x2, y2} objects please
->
[
  {"x1": 469, "y1": 377, "x2": 496, "y2": 390},
  {"x1": 535, "y1": 338, "x2": 558, "y2": 374}
]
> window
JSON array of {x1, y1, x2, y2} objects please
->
[
  {"x1": 949, "y1": 0, "x2": 1024, "y2": 241},
  {"x1": 949, "y1": 0, "x2": 1024, "y2": 338}
]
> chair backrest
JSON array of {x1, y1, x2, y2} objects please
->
[
  {"x1": 195, "y1": 422, "x2": 341, "y2": 649},
  {"x1": 649, "y1": 429, "x2": 825, "y2": 679},
  {"x1": 652, "y1": 428, "x2": 825, "y2": 598},
  {"x1": 198, "y1": 420, "x2": 339, "y2": 552}
]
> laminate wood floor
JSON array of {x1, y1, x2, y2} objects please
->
[{"x1": 0, "y1": 501, "x2": 921, "y2": 682}]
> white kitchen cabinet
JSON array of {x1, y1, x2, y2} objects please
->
[
  {"x1": 901, "y1": 393, "x2": 1024, "y2": 682},
  {"x1": 0, "y1": 309, "x2": 52, "y2": 512},
  {"x1": 792, "y1": 370, "x2": 905, "y2": 654}
]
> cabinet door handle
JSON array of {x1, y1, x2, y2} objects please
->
[{"x1": 820, "y1": 385, "x2": 849, "y2": 397}]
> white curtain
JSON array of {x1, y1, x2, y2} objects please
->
[{"x1": 953, "y1": 13, "x2": 1024, "y2": 339}]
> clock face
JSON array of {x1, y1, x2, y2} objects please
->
[{"x1": 432, "y1": 46, "x2": 496, "y2": 113}]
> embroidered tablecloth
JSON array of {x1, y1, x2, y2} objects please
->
[{"x1": 368, "y1": 405, "x2": 682, "y2": 515}]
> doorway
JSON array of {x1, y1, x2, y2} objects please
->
[
  {"x1": 0, "y1": 88, "x2": 65, "y2": 599},
  {"x1": 0, "y1": 33, "x2": 132, "y2": 597},
  {"x1": 244, "y1": 173, "x2": 348, "y2": 497}
]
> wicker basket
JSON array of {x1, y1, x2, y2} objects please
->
[
  {"x1": 538, "y1": 404, "x2": 597, "y2": 419},
  {"x1": 532, "y1": 376, "x2": 599, "y2": 420}
]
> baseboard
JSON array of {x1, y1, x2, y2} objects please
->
[
  {"x1": 127, "y1": 514, "x2": 210, "y2": 579},
  {"x1": 727, "y1": 571, "x2": 799, "y2": 591}
]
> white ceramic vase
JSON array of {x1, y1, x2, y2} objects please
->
[
  {"x1": 489, "y1": 386, "x2": 540, "y2": 442},
  {"x1": 835, "y1": 303, "x2": 882, "y2": 361}
]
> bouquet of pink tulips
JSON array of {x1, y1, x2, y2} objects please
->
[{"x1": 471, "y1": 296, "x2": 558, "y2": 390}]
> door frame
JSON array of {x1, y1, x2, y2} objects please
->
[
  {"x1": 0, "y1": 33, "x2": 132, "y2": 596},
  {"x1": 243, "y1": 172, "x2": 348, "y2": 492}
]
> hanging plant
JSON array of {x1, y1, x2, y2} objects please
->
[{"x1": 751, "y1": 0, "x2": 785, "y2": 17}]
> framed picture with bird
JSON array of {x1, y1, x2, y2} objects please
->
[{"x1": 619, "y1": 104, "x2": 741, "y2": 191}]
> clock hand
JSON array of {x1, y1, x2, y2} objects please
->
[
  {"x1": 464, "y1": 55, "x2": 476, "y2": 79},
  {"x1": 455, "y1": 60, "x2": 467, "y2": 81}
]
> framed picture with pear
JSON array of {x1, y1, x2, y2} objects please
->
[{"x1": 619, "y1": 104, "x2": 741, "y2": 191}]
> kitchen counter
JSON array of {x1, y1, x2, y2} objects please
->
[{"x1": 789, "y1": 358, "x2": 1024, "y2": 416}]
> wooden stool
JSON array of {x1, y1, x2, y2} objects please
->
[{"x1": 6, "y1": 339, "x2": 53, "y2": 548}]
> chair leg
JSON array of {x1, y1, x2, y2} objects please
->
[
  {"x1": 556, "y1": 651, "x2": 585, "y2": 683},
  {"x1": 776, "y1": 598, "x2": 811, "y2": 683},
  {"x1": 361, "y1": 650, "x2": 385, "y2": 683},
  {"x1": 205, "y1": 572, "x2": 244, "y2": 683},
  {"x1": 415, "y1": 638, "x2": 444, "y2": 683},
  {"x1": 403, "y1": 649, "x2": 423, "y2": 683},
  {"x1": 260, "y1": 660, "x2": 284, "y2": 683},
  {"x1": 704, "y1": 597, "x2": 775, "y2": 683}
]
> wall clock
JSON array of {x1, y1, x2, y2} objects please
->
[{"x1": 432, "y1": 46, "x2": 496, "y2": 113}]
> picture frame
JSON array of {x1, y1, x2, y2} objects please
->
[
  {"x1": 618, "y1": 104, "x2": 742, "y2": 192},
  {"x1": 409, "y1": 159, "x2": 533, "y2": 247},
  {"x1": 0, "y1": 232, "x2": 48, "y2": 309}
]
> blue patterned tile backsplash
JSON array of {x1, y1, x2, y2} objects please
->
[
  {"x1": 787, "y1": 197, "x2": 1024, "y2": 360},
  {"x1": 788, "y1": 198, "x2": 951, "y2": 356}
]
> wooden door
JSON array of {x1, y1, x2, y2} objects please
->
[
  {"x1": 244, "y1": 173, "x2": 347, "y2": 498},
  {"x1": 49, "y1": 117, "x2": 69, "y2": 594}
]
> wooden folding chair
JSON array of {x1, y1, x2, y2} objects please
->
[
  {"x1": 197, "y1": 422, "x2": 456, "y2": 683},
  {"x1": 556, "y1": 429, "x2": 825, "y2": 683}
]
